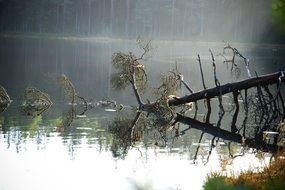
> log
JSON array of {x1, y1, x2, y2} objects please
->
[{"x1": 168, "y1": 71, "x2": 285, "y2": 106}]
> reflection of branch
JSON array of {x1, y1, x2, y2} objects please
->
[
  {"x1": 210, "y1": 49, "x2": 224, "y2": 125},
  {"x1": 205, "y1": 100, "x2": 211, "y2": 123},
  {"x1": 205, "y1": 137, "x2": 216, "y2": 164},
  {"x1": 130, "y1": 111, "x2": 142, "y2": 143},
  {"x1": 277, "y1": 84, "x2": 285, "y2": 120},
  {"x1": 228, "y1": 142, "x2": 245, "y2": 159},
  {"x1": 193, "y1": 132, "x2": 204, "y2": 163},
  {"x1": 175, "y1": 114, "x2": 282, "y2": 153},
  {"x1": 57, "y1": 106, "x2": 75, "y2": 133},
  {"x1": 242, "y1": 89, "x2": 248, "y2": 137},
  {"x1": 231, "y1": 91, "x2": 239, "y2": 133},
  {"x1": 263, "y1": 86, "x2": 278, "y2": 125}
]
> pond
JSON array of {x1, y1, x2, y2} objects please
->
[{"x1": 0, "y1": 36, "x2": 285, "y2": 190}]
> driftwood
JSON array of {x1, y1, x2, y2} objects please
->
[{"x1": 169, "y1": 71, "x2": 285, "y2": 106}]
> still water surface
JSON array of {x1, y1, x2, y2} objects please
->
[
  {"x1": 0, "y1": 37, "x2": 284, "y2": 189},
  {"x1": 0, "y1": 108, "x2": 267, "y2": 190}
]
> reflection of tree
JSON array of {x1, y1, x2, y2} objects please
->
[
  {"x1": 108, "y1": 111, "x2": 145, "y2": 158},
  {"x1": 56, "y1": 74, "x2": 89, "y2": 133}
]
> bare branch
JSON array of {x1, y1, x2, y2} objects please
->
[
  {"x1": 197, "y1": 54, "x2": 207, "y2": 90},
  {"x1": 168, "y1": 71, "x2": 285, "y2": 107}
]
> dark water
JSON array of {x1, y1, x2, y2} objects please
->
[{"x1": 0, "y1": 36, "x2": 284, "y2": 190}]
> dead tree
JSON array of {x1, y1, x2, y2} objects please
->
[
  {"x1": 55, "y1": 74, "x2": 90, "y2": 133},
  {"x1": 109, "y1": 42, "x2": 285, "y2": 158},
  {"x1": 168, "y1": 71, "x2": 285, "y2": 106}
]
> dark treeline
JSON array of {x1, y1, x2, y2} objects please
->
[{"x1": 0, "y1": 0, "x2": 284, "y2": 42}]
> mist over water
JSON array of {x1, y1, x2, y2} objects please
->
[
  {"x1": 0, "y1": 0, "x2": 284, "y2": 43},
  {"x1": 0, "y1": 1, "x2": 285, "y2": 190}
]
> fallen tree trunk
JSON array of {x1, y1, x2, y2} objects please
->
[
  {"x1": 176, "y1": 114, "x2": 282, "y2": 153},
  {"x1": 169, "y1": 71, "x2": 285, "y2": 106}
]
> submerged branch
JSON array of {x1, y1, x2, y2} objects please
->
[{"x1": 231, "y1": 91, "x2": 239, "y2": 133}]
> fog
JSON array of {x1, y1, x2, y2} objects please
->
[
  {"x1": 0, "y1": 0, "x2": 284, "y2": 150},
  {"x1": 1, "y1": 0, "x2": 284, "y2": 43}
]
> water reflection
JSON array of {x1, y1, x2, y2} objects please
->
[
  {"x1": 1, "y1": 37, "x2": 285, "y2": 189},
  {"x1": 0, "y1": 117, "x2": 270, "y2": 190}
]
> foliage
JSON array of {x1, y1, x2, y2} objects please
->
[
  {"x1": 108, "y1": 114, "x2": 133, "y2": 158},
  {"x1": 154, "y1": 71, "x2": 180, "y2": 101},
  {"x1": 204, "y1": 174, "x2": 238, "y2": 190},
  {"x1": 272, "y1": 0, "x2": 285, "y2": 32},
  {"x1": 57, "y1": 74, "x2": 77, "y2": 103},
  {"x1": 111, "y1": 52, "x2": 147, "y2": 92},
  {"x1": 57, "y1": 74, "x2": 88, "y2": 115},
  {"x1": 21, "y1": 87, "x2": 52, "y2": 117},
  {"x1": 204, "y1": 150, "x2": 285, "y2": 190},
  {"x1": 227, "y1": 150, "x2": 285, "y2": 189}
]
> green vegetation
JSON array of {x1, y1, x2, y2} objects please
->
[
  {"x1": 204, "y1": 174, "x2": 239, "y2": 190},
  {"x1": 204, "y1": 150, "x2": 285, "y2": 190},
  {"x1": 111, "y1": 51, "x2": 147, "y2": 92},
  {"x1": 25, "y1": 115, "x2": 43, "y2": 137},
  {"x1": 272, "y1": 0, "x2": 285, "y2": 32}
]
